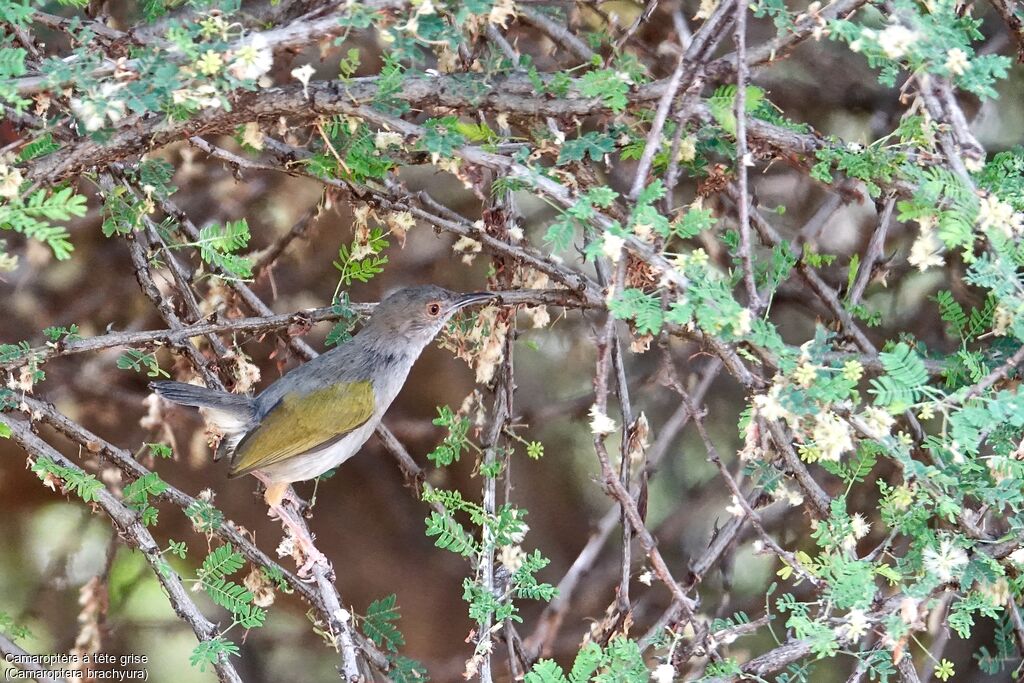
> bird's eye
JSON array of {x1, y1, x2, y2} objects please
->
[{"x1": 426, "y1": 302, "x2": 442, "y2": 317}]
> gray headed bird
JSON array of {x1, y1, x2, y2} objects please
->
[{"x1": 152, "y1": 286, "x2": 493, "y2": 574}]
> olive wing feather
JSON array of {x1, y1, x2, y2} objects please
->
[{"x1": 229, "y1": 381, "x2": 375, "y2": 477}]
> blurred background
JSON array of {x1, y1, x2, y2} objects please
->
[{"x1": 2, "y1": 0, "x2": 1023, "y2": 680}]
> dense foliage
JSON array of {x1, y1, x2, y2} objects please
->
[{"x1": 3, "y1": 0, "x2": 1024, "y2": 681}]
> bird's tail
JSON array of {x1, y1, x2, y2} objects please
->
[
  {"x1": 150, "y1": 381, "x2": 257, "y2": 461},
  {"x1": 150, "y1": 381, "x2": 253, "y2": 414}
]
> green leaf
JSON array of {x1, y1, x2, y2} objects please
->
[
  {"x1": 197, "y1": 219, "x2": 253, "y2": 279},
  {"x1": 421, "y1": 117, "x2": 467, "y2": 158},
  {"x1": 200, "y1": 544, "x2": 245, "y2": 582},
  {"x1": 425, "y1": 511, "x2": 477, "y2": 557},
  {"x1": 0, "y1": 186, "x2": 85, "y2": 259},
  {"x1": 869, "y1": 342, "x2": 929, "y2": 411},
  {"x1": 608, "y1": 288, "x2": 664, "y2": 335},
  {"x1": 525, "y1": 659, "x2": 570, "y2": 683},
  {"x1": 362, "y1": 594, "x2": 405, "y2": 652},
  {"x1": 557, "y1": 131, "x2": 615, "y2": 165},
  {"x1": 708, "y1": 85, "x2": 765, "y2": 135},
  {"x1": 568, "y1": 642, "x2": 602, "y2": 683},
  {"x1": 579, "y1": 69, "x2": 630, "y2": 113},
  {"x1": 31, "y1": 457, "x2": 104, "y2": 502},
  {"x1": 190, "y1": 636, "x2": 239, "y2": 671}
]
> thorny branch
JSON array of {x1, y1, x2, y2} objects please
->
[{"x1": 6, "y1": 0, "x2": 1024, "y2": 680}]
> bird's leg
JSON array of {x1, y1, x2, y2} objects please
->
[
  {"x1": 252, "y1": 472, "x2": 309, "y2": 513},
  {"x1": 262, "y1": 481, "x2": 331, "y2": 579}
]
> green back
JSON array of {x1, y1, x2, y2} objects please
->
[{"x1": 230, "y1": 381, "x2": 375, "y2": 477}]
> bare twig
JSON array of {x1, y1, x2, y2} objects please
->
[
  {"x1": 732, "y1": 0, "x2": 761, "y2": 312},
  {"x1": 849, "y1": 196, "x2": 895, "y2": 305},
  {"x1": 0, "y1": 414, "x2": 246, "y2": 683}
]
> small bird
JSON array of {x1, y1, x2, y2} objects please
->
[{"x1": 152, "y1": 286, "x2": 494, "y2": 575}]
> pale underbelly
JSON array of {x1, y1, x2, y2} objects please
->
[{"x1": 255, "y1": 419, "x2": 378, "y2": 483}]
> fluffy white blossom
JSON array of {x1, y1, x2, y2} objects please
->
[
  {"x1": 977, "y1": 193, "x2": 1024, "y2": 237},
  {"x1": 498, "y1": 545, "x2": 525, "y2": 572},
  {"x1": 291, "y1": 63, "x2": 316, "y2": 98},
  {"x1": 70, "y1": 83, "x2": 128, "y2": 131},
  {"x1": 877, "y1": 24, "x2": 918, "y2": 59},
  {"x1": 725, "y1": 495, "x2": 745, "y2": 517},
  {"x1": 733, "y1": 308, "x2": 752, "y2": 336},
  {"x1": 374, "y1": 131, "x2": 404, "y2": 149},
  {"x1": 836, "y1": 608, "x2": 870, "y2": 642},
  {"x1": 652, "y1": 663, "x2": 675, "y2": 683},
  {"x1": 601, "y1": 233, "x2": 626, "y2": 260},
  {"x1": 813, "y1": 411, "x2": 854, "y2": 462},
  {"x1": 851, "y1": 513, "x2": 871, "y2": 540},
  {"x1": 589, "y1": 404, "x2": 617, "y2": 435},
  {"x1": 923, "y1": 537, "x2": 968, "y2": 583},
  {"x1": 452, "y1": 235, "x2": 482, "y2": 265},
  {"x1": 0, "y1": 164, "x2": 24, "y2": 198},
  {"x1": 229, "y1": 34, "x2": 273, "y2": 81},
  {"x1": 944, "y1": 48, "x2": 969, "y2": 77},
  {"x1": 528, "y1": 306, "x2": 550, "y2": 328},
  {"x1": 753, "y1": 383, "x2": 793, "y2": 423},
  {"x1": 908, "y1": 218, "x2": 945, "y2": 272},
  {"x1": 774, "y1": 482, "x2": 804, "y2": 507},
  {"x1": 861, "y1": 406, "x2": 896, "y2": 438}
]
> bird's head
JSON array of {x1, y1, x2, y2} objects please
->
[{"x1": 359, "y1": 285, "x2": 494, "y2": 349}]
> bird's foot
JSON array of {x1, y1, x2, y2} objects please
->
[
  {"x1": 268, "y1": 502, "x2": 333, "y2": 580},
  {"x1": 296, "y1": 545, "x2": 333, "y2": 580}
]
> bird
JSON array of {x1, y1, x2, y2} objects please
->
[{"x1": 151, "y1": 285, "x2": 495, "y2": 575}]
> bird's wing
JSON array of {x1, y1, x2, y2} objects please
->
[{"x1": 229, "y1": 381, "x2": 375, "y2": 477}]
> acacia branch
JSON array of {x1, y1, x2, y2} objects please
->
[{"x1": 0, "y1": 414, "x2": 246, "y2": 683}]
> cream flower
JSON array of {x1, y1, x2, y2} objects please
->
[
  {"x1": 229, "y1": 34, "x2": 273, "y2": 81},
  {"x1": 725, "y1": 495, "x2": 745, "y2": 517},
  {"x1": 877, "y1": 24, "x2": 917, "y2": 59},
  {"x1": 908, "y1": 220, "x2": 945, "y2": 272},
  {"x1": 813, "y1": 411, "x2": 854, "y2": 462},
  {"x1": 196, "y1": 50, "x2": 224, "y2": 76},
  {"x1": 291, "y1": 63, "x2": 316, "y2": 98},
  {"x1": 851, "y1": 513, "x2": 871, "y2": 540},
  {"x1": 374, "y1": 131, "x2": 404, "y2": 149},
  {"x1": 793, "y1": 362, "x2": 817, "y2": 387},
  {"x1": 836, "y1": 608, "x2": 869, "y2": 642},
  {"x1": 601, "y1": 233, "x2": 626, "y2": 261},
  {"x1": 677, "y1": 135, "x2": 697, "y2": 163},
  {"x1": 944, "y1": 48, "x2": 969, "y2": 77},
  {"x1": 753, "y1": 383, "x2": 792, "y2": 423},
  {"x1": 0, "y1": 164, "x2": 24, "y2": 198},
  {"x1": 861, "y1": 406, "x2": 896, "y2": 438},
  {"x1": 498, "y1": 545, "x2": 525, "y2": 572},
  {"x1": 977, "y1": 193, "x2": 1023, "y2": 237},
  {"x1": 693, "y1": 0, "x2": 718, "y2": 20},
  {"x1": 588, "y1": 404, "x2": 617, "y2": 436},
  {"x1": 652, "y1": 663, "x2": 675, "y2": 683},
  {"x1": 923, "y1": 537, "x2": 968, "y2": 583}
]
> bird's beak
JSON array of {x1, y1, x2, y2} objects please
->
[{"x1": 453, "y1": 291, "x2": 497, "y2": 310}]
